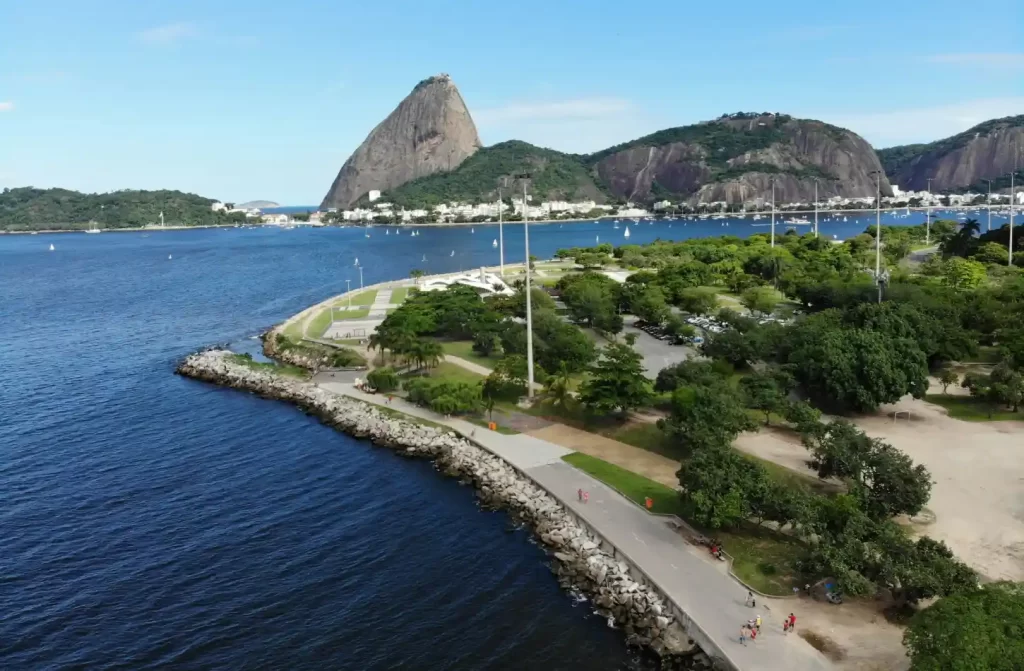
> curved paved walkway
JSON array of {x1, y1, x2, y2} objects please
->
[{"x1": 322, "y1": 382, "x2": 831, "y2": 671}]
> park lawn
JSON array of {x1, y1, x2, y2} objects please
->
[
  {"x1": 333, "y1": 290, "x2": 377, "y2": 307},
  {"x1": 333, "y1": 307, "x2": 371, "y2": 320},
  {"x1": 390, "y1": 286, "x2": 409, "y2": 304},
  {"x1": 425, "y1": 361, "x2": 486, "y2": 385},
  {"x1": 562, "y1": 452, "x2": 802, "y2": 596},
  {"x1": 925, "y1": 394, "x2": 1023, "y2": 422},
  {"x1": 283, "y1": 319, "x2": 307, "y2": 341},
  {"x1": 607, "y1": 422, "x2": 680, "y2": 459},
  {"x1": 437, "y1": 339, "x2": 497, "y2": 369},
  {"x1": 306, "y1": 309, "x2": 334, "y2": 338},
  {"x1": 226, "y1": 354, "x2": 307, "y2": 379}
]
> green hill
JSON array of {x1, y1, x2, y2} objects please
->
[
  {"x1": 878, "y1": 115, "x2": 1024, "y2": 192},
  {"x1": 586, "y1": 113, "x2": 795, "y2": 168},
  {"x1": 0, "y1": 187, "x2": 247, "y2": 232},
  {"x1": 375, "y1": 140, "x2": 610, "y2": 208}
]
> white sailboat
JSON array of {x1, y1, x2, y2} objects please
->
[
  {"x1": 492, "y1": 239, "x2": 498, "y2": 248},
  {"x1": 168, "y1": 254, "x2": 173, "y2": 260},
  {"x1": 85, "y1": 220, "x2": 101, "y2": 234},
  {"x1": 623, "y1": 227, "x2": 631, "y2": 238},
  {"x1": 421, "y1": 254, "x2": 426, "y2": 262},
  {"x1": 49, "y1": 243, "x2": 55, "y2": 251},
  {"x1": 450, "y1": 250, "x2": 455, "y2": 257},
  {"x1": 470, "y1": 228, "x2": 474, "y2": 234},
  {"x1": 596, "y1": 234, "x2": 600, "y2": 243}
]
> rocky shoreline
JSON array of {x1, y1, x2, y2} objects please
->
[{"x1": 176, "y1": 349, "x2": 709, "y2": 668}]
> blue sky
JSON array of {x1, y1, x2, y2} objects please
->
[{"x1": 2, "y1": 0, "x2": 1022, "y2": 204}]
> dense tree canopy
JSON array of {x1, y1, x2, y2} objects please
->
[
  {"x1": 904, "y1": 582, "x2": 1024, "y2": 670},
  {"x1": 0, "y1": 187, "x2": 249, "y2": 231}
]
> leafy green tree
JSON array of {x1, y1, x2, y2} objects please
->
[
  {"x1": 701, "y1": 328, "x2": 759, "y2": 369},
  {"x1": 740, "y1": 285, "x2": 781, "y2": 317},
  {"x1": 482, "y1": 367, "x2": 526, "y2": 415},
  {"x1": 739, "y1": 370, "x2": 789, "y2": 425},
  {"x1": 941, "y1": 257, "x2": 987, "y2": 291},
  {"x1": 804, "y1": 419, "x2": 874, "y2": 481},
  {"x1": 677, "y1": 446, "x2": 767, "y2": 529},
  {"x1": 786, "y1": 326, "x2": 929, "y2": 412},
  {"x1": 903, "y1": 582, "x2": 1024, "y2": 670},
  {"x1": 783, "y1": 399, "x2": 821, "y2": 435},
  {"x1": 472, "y1": 330, "x2": 501, "y2": 357},
  {"x1": 938, "y1": 368, "x2": 959, "y2": 394},
  {"x1": 366, "y1": 367, "x2": 399, "y2": 392},
  {"x1": 675, "y1": 287, "x2": 719, "y2": 315},
  {"x1": 973, "y1": 241, "x2": 1011, "y2": 265},
  {"x1": 662, "y1": 385, "x2": 756, "y2": 452},
  {"x1": 578, "y1": 341, "x2": 653, "y2": 416},
  {"x1": 630, "y1": 285, "x2": 671, "y2": 325},
  {"x1": 654, "y1": 360, "x2": 722, "y2": 393}
]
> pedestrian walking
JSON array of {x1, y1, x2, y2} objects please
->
[
  {"x1": 788, "y1": 613, "x2": 796, "y2": 632},
  {"x1": 783, "y1": 619, "x2": 789, "y2": 633},
  {"x1": 755, "y1": 614, "x2": 762, "y2": 633},
  {"x1": 749, "y1": 627, "x2": 757, "y2": 642},
  {"x1": 745, "y1": 591, "x2": 754, "y2": 607},
  {"x1": 739, "y1": 627, "x2": 747, "y2": 646},
  {"x1": 583, "y1": 491, "x2": 590, "y2": 504},
  {"x1": 578, "y1": 488, "x2": 583, "y2": 502}
]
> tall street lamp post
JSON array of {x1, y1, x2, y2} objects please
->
[
  {"x1": 926, "y1": 178, "x2": 933, "y2": 246},
  {"x1": 871, "y1": 170, "x2": 884, "y2": 303},
  {"x1": 516, "y1": 173, "x2": 535, "y2": 398},
  {"x1": 770, "y1": 178, "x2": 776, "y2": 248}
]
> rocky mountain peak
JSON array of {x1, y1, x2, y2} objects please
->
[{"x1": 320, "y1": 75, "x2": 482, "y2": 209}]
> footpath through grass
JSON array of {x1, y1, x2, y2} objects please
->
[
  {"x1": 333, "y1": 290, "x2": 377, "y2": 307},
  {"x1": 390, "y1": 286, "x2": 409, "y2": 304},
  {"x1": 925, "y1": 394, "x2": 1023, "y2": 421},
  {"x1": 562, "y1": 451, "x2": 802, "y2": 596},
  {"x1": 437, "y1": 339, "x2": 497, "y2": 369}
]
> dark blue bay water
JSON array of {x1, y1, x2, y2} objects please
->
[{"x1": 0, "y1": 212, "x2": 979, "y2": 669}]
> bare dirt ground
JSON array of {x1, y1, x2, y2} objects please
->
[
  {"x1": 857, "y1": 395, "x2": 1024, "y2": 582},
  {"x1": 736, "y1": 382, "x2": 1024, "y2": 582}
]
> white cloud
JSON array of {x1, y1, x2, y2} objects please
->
[
  {"x1": 138, "y1": 22, "x2": 199, "y2": 45},
  {"x1": 0, "y1": 101, "x2": 13, "y2": 112},
  {"x1": 819, "y1": 97, "x2": 1024, "y2": 148},
  {"x1": 475, "y1": 97, "x2": 634, "y2": 124},
  {"x1": 927, "y1": 53, "x2": 1024, "y2": 68}
]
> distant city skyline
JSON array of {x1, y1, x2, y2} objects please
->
[{"x1": 2, "y1": 0, "x2": 1022, "y2": 203}]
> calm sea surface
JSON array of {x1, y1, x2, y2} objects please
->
[{"x1": 0, "y1": 212, "x2": 984, "y2": 669}]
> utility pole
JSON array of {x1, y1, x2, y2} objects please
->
[
  {"x1": 355, "y1": 259, "x2": 363, "y2": 289},
  {"x1": 517, "y1": 173, "x2": 535, "y2": 399},
  {"x1": 926, "y1": 178, "x2": 933, "y2": 246},
  {"x1": 498, "y1": 178, "x2": 507, "y2": 276},
  {"x1": 1010, "y1": 169, "x2": 1016, "y2": 267},
  {"x1": 869, "y1": 170, "x2": 885, "y2": 302},
  {"x1": 346, "y1": 279, "x2": 352, "y2": 309},
  {"x1": 813, "y1": 178, "x2": 819, "y2": 238},
  {"x1": 770, "y1": 178, "x2": 776, "y2": 248}
]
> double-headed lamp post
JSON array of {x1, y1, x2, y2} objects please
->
[
  {"x1": 516, "y1": 172, "x2": 535, "y2": 398},
  {"x1": 770, "y1": 177, "x2": 776, "y2": 248},
  {"x1": 1010, "y1": 167, "x2": 1016, "y2": 267},
  {"x1": 813, "y1": 178, "x2": 819, "y2": 238}
]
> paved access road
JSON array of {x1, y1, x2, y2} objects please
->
[{"x1": 323, "y1": 383, "x2": 831, "y2": 671}]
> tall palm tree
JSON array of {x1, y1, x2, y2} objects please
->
[
  {"x1": 544, "y1": 362, "x2": 573, "y2": 407},
  {"x1": 367, "y1": 332, "x2": 385, "y2": 365}
]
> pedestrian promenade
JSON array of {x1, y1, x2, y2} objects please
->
[{"x1": 323, "y1": 382, "x2": 832, "y2": 671}]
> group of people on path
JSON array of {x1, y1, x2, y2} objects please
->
[
  {"x1": 576, "y1": 488, "x2": 590, "y2": 504},
  {"x1": 739, "y1": 592, "x2": 796, "y2": 646}
]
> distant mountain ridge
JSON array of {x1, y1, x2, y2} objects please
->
[
  {"x1": 877, "y1": 115, "x2": 1024, "y2": 192},
  {"x1": 238, "y1": 200, "x2": 279, "y2": 209},
  {"x1": 358, "y1": 107, "x2": 891, "y2": 207}
]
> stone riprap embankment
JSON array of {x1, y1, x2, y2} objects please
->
[{"x1": 176, "y1": 350, "x2": 702, "y2": 666}]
